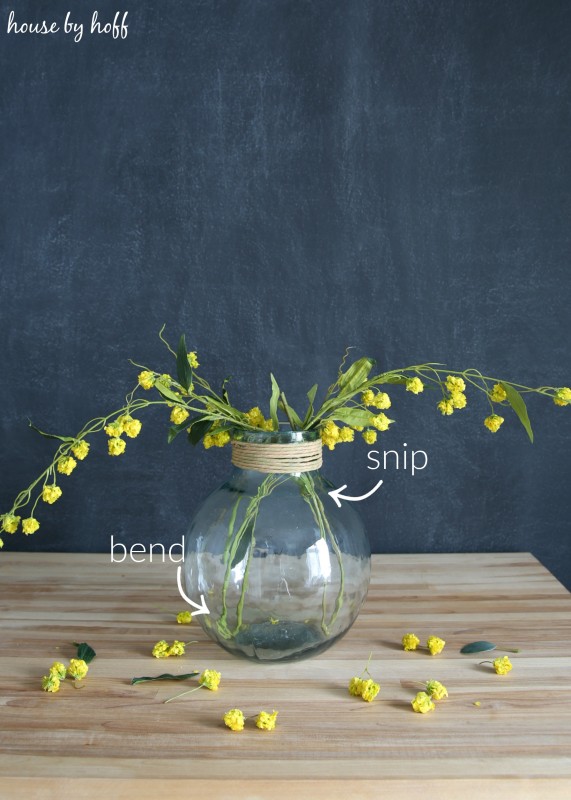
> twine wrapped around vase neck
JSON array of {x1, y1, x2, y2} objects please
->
[{"x1": 231, "y1": 439, "x2": 323, "y2": 473}]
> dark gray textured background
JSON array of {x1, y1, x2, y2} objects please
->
[{"x1": 1, "y1": 1, "x2": 570, "y2": 587}]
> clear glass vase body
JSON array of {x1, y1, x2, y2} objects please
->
[{"x1": 183, "y1": 433, "x2": 371, "y2": 663}]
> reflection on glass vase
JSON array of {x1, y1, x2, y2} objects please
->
[{"x1": 184, "y1": 430, "x2": 371, "y2": 663}]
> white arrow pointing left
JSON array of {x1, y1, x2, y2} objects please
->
[
  {"x1": 328, "y1": 479, "x2": 384, "y2": 508},
  {"x1": 176, "y1": 565, "x2": 210, "y2": 616}
]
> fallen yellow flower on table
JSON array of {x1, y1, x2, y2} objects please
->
[
  {"x1": 402, "y1": 633, "x2": 420, "y2": 651},
  {"x1": 67, "y1": 659, "x2": 89, "y2": 680},
  {"x1": 426, "y1": 636, "x2": 446, "y2": 656},
  {"x1": 176, "y1": 611, "x2": 192, "y2": 624},
  {"x1": 493, "y1": 656, "x2": 513, "y2": 675},
  {"x1": 256, "y1": 710, "x2": 278, "y2": 731},
  {"x1": 41, "y1": 674, "x2": 61, "y2": 693},
  {"x1": 412, "y1": 691, "x2": 435, "y2": 714},
  {"x1": 223, "y1": 708, "x2": 245, "y2": 732},
  {"x1": 199, "y1": 669, "x2": 221, "y2": 691},
  {"x1": 425, "y1": 680, "x2": 448, "y2": 700}
]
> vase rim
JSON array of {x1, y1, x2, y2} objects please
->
[{"x1": 232, "y1": 429, "x2": 320, "y2": 445}]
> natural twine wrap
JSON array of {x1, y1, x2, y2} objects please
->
[{"x1": 231, "y1": 440, "x2": 323, "y2": 473}]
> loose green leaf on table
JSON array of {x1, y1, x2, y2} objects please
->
[
  {"x1": 131, "y1": 672, "x2": 199, "y2": 685},
  {"x1": 460, "y1": 640, "x2": 497, "y2": 654},
  {"x1": 73, "y1": 642, "x2": 97, "y2": 663}
]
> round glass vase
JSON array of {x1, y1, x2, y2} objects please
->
[{"x1": 183, "y1": 430, "x2": 371, "y2": 663}]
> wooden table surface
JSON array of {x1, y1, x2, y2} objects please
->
[{"x1": 1, "y1": 552, "x2": 570, "y2": 799}]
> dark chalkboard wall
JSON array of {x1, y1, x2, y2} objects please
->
[{"x1": 1, "y1": 1, "x2": 570, "y2": 587}]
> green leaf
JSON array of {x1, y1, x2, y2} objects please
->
[
  {"x1": 73, "y1": 642, "x2": 96, "y2": 664},
  {"x1": 460, "y1": 640, "x2": 497, "y2": 654},
  {"x1": 131, "y1": 672, "x2": 199, "y2": 685},
  {"x1": 155, "y1": 381, "x2": 185, "y2": 404},
  {"x1": 501, "y1": 382, "x2": 534, "y2": 443},
  {"x1": 328, "y1": 407, "x2": 373, "y2": 427},
  {"x1": 167, "y1": 419, "x2": 190, "y2": 444},
  {"x1": 380, "y1": 375, "x2": 408, "y2": 385},
  {"x1": 338, "y1": 357, "x2": 376, "y2": 394},
  {"x1": 303, "y1": 384, "x2": 318, "y2": 427},
  {"x1": 28, "y1": 420, "x2": 74, "y2": 443},
  {"x1": 269, "y1": 373, "x2": 280, "y2": 431},
  {"x1": 176, "y1": 334, "x2": 194, "y2": 393},
  {"x1": 187, "y1": 418, "x2": 212, "y2": 446}
]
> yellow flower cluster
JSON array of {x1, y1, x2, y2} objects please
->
[
  {"x1": 493, "y1": 656, "x2": 513, "y2": 675},
  {"x1": 554, "y1": 387, "x2": 571, "y2": 406},
  {"x1": 72, "y1": 440, "x2": 90, "y2": 460},
  {"x1": 170, "y1": 407, "x2": 189, "y2": 425},
  {"x1": 223, "y1": 708, "x2": 245, "y2": 731},
  {"x1": 484, "y1": 414, "x2": 504, "y2": 433},
  {"x1": 402, "y1": 633, "x2": 420, "y2": 651},
  {"x1": 370, "y1": 413, "x2": 393, "y2": 432},
  {"x1": 199, "y1": 669, "x2": 221, "y2": 691},
  {"x1": 402, "y1": 633, "x2": 446, "y2": 655},
  {"x1": 118, "y1": 414, "x2": 143, "y2": 438},
  {"x1": 320, "y1": 421, "x2": 355, "y2": 450},
  {"x1": 108, "y1": 437, "x2": 126, "y2": 456},
  {"x1": 411, "y1": 691, "x2": 435, "y2": 713},
  {"x1": 152, "y1": 639, "x2": 188, "y2": 658},
  {"x1": 243, "y1": 407, "x2": 275, "y2": 431},
  {"x1": 437, "y1": 376, "x2": 467, "y2": 416},
  {"x1": 362, "y1": 430, "x2": 377, "y2": 445},
  {"x1": 176, "y1": 611, "x2": 192, "y2": 624},
  {"x1": 103, "y1": 413, "x2": 143, "y2": 456},
  {"x1": 57, "y1": 456, "x2": 77, "y2": 476},
  {"x1": 406, "y1": 378, "x2": 424, "y2": 394},
  {"x1": 42, "y1": 485, "x2": 62, "y2": 505},
  {"x1": 1, "y1": 513, "x2": 20, "y2": 534},
  {"x1": 256, "y1": 710, "x2": 279, "y2": 730},
  {"x1": 203, "y1": 431, "x2": 231, "y2": 449},
  {"x1": 425, "y1": 680, "x2": 448, "y2": 700},
  {"x1": 348, "y1": 675, "x2": 381, "y2": 702},
  {"x1": 490, "y1": 383, "x2": 507, "y2": 403},
  {"x1": 22, "y1": 517, "x2": 40, "y2": 535},
  {"x1": 138, "y1": 370, "x2": 155, "y2": 390},
  {"x1": 187, "y1": 352, "x2": 199, "y2": 369},
  {"x1": 41, "y1": 659, "x2": 89, "y2": 693},
  {"x1": 361, "y1": 390, "x2": 391, "y2": 410}
]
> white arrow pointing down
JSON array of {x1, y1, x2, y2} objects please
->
[
  {"x1": 176, "y1": 565, "x2": 210, "y2": 616},
  {"x1": 328, "y1": 479, "x2": 384, "y2": 508}
]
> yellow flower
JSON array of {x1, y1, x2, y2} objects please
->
[
  {"x1": 361, "y1": 390, "x2": 375, "y2": 406},
  {"x1": 71, "y1": 440, "x2": 90, "y2": 460},
  {"x1": 411, "y1": 691, "x2": 435, "y2": 713},
  {"x1": 108, "y1": 437, "x2": 126, "y2": 456},
  {"x1": 223, "y1": 708, "x2": 245, "y2": 731},
  {"x1": 104, "y1": 421, "x2": 124, "y2": 438},
  {"x1": 22, "y1": 517, "x2": 40, "y2": 535},
  {"x1": 2, "y1": 514, "x2": 20, "y2": 534},
  {"x1": 437, "y1": 399, "x2": 454, "y2": 416},
  {"x1": 490, "y1": 383, "x2": 507, "y2": 403},
  {"x1": 167, "y1": 640, "x2": 186, "y2": 657},
  {"x1": 152, "y1": 640, "x2": 170, "y2": 658},
  {"x1": 177, "y1": 611, "x2": 192, "y2": 624},
  {"x1": 554, "y1": 387, "x2": 571, "y2": 406},
  {"x1": 372, "y1": 392, "x2": 391, "y2": 410},
  {"x1": 402, "y1": 633, "x2": 420, "y2": 651},
  {"x1": 450, "y1": 391, "x2": 467, "y2": 410},
  {"x1": 493, "y1": 656, "x2": 513, "y2": 675},
  {"x1": 188, "y1": 352, "x2": 199, "y2": 369},
  {"x1": 119, "y1": 415, "x2": 142, "y2": 438},
  {"x1": 338, "y1": 426, "x2": 355, "y2": 443},
  {"x1": 370, "y1": 413, "x2": 392, "y2": 431},
  {"x1": 203, "y1": 431, "x2": 231, "y2": 449},
  {"x1": 426, "y1": 636, "x2": 446, "y2": 656},
  {"x1": 362, "y1": 430, "x2": 377, "y2": 445},
  {"x1": 255, "y1": 710, "x2": 278, "y2": 730},
  {"x1": 57, "y1": 456, "x2": 77, "y2": 476},
  {"x1": 425, "y1": 680, "x2": 448, "y2": 700},
  {"x1": 244, "y1": 407, "x2": 265, "y2": 427},
  {"x1": 49, "y1": 662, "x2": 67, "y2": 680},
  {"x1": 445, "y1": 376, "x2": 465, "y2": 393},
  {"x1": 170, "y1": 407, "x2": 189, "y2": 425},
  {"x1": 67, "y1": 659, "x2": 89, "y2": 680},
  {"x1": 138, "y1": 371, "x2": 155, "y2": 390},
  {"x1": 199, "y1": 669, "x2": 221, "y2": 691},
  {"x1": 484, "y1": 414, "x2": 504, "y2": 433},
  {"x1": 360, "y1": 679, "x2": 380, "y2": 703},
  {"x1": 406, "y1": 377, "x2": 424, "y2": 394},
  {"x1": 41, "y1": 674, "x2": 60, "y2": 693},
  {"x1": 42, "y1": 485, "x2": 62, "y2": 504},
  {"x1": 348, "y1": 676, "x2": 365, "y2": 696},
  {"x1": 320, "y1": 420, "x2": 341, "y2": 450}
]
